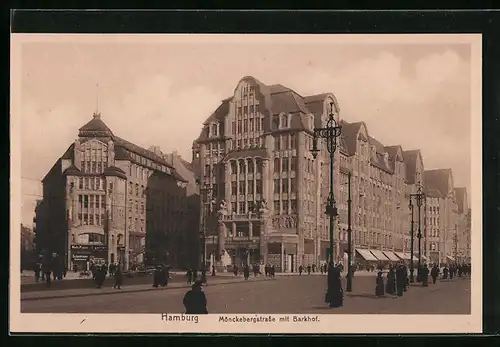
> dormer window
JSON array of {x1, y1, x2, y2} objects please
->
[
  {"x1": 205, "y1": 126, "x2": 210, "y2": 138},
  {"x1": 272, "y1": 115, "x2": 280, "y2": 129},
  {"x1": 281, "y1": 114, "x2": 289, "y2": 128},
  {"x1": 211, "y1": 123, "x2": 218, "y2": 137}
]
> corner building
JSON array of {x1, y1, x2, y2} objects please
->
[
  {"x1": 35, "y1": 113, "x2": 190, "y2": 271},
  {"x1": 193, "y1": 76, "x2": 434, "y2": 272}
]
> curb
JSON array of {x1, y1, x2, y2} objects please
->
[{"x1": 21, "y1": 277, "x2": 269, "y2": 302}]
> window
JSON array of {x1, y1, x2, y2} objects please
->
[
  {"x1": 205, "y1": 164, "x2": 210, "y2": 177},
  {"x1": 83, "y1": 195, "x2": 89, "y2": 208},
  {"x1": 274, "y1": 179, "x2": 280, "y2": 194},
  {"x1": 274, "y1": 200, "x2": 280, "y2": 214},
  {"x1": 231, "y1": 202, "x2": 237, "y2": 213},
  {"x1": 239, "y1": 181, "x2": 245, "y2": 194},
  {"x1": 290, "y1": 157, "x2": 297, "y2": 171},
  {"x1": 84, "y1": 178, "x2": 89, "y2": 189},
  {"x1": 274, "y1": 136, "x2": 281, "y2": 151},
  {"x1": 129, "y1": 182, "x2": 133, "y2": 194},
  {"x1": 282, "y1": 157, "x2": 289, "y2": 171},
  {"x1": 231, "y1": 182, "x2": 237, "y2": 195},
  {"x1": 274, "y1": 158, "x2": 280, "y2": 172},
  {"x1": 231, "y1": 161, "x2": 237, "y2": 174},
  {"x1": 291, "y1": 178, "x2": 297, "y2": 192},
  {"x1": 237, "y1": 107, "x2": 242, "y2": 116},
  {"x1": 249, "y1": 118, "x2": 254, "y2": 131},
  {"x1": 81, "y1": 161, "x2": 86, "y2": 173},
  {"x1": 291, "y1": 199, "x2": 297, "y2": 213},
  {"x1": 232, "y1": 121, "x2": 236, "y2": 134},
  {"x1": 272, "y1": 115, "x2": 280, "y2": 129},
  {"x1": 248, "y1": 181, "x2": 254, "y2": 194},
  {"x1": 243, "y1": 106, "x2": 248, "y2": 114},
  {"x1": 255, "y1": 104, "x2": 260, "y2": 113},
  {"x1": 282, "y1": 179, "x2": 288, "y2": 193},
  {"x1": 290, "y1": 133, "x2": 297, "y2": 149},
  {"x1": 256, "y1": 179, "x2": 262, "y2": 194},
  {"x1": 283, "y1": 200, "x2": 289, "y2": 214},
  {"x1": 78, "y1": 178, "x2": 83, "y2": 189},
  {"x1": 244, "y1": 120, "x2": 248, "y2": 132},
  {"x1": 237, "y1": 121, "x2": 242, "y2": 133},
  {"x1": 250, "y1": 105, "x2": 254, "y2": 114},
  {"x1": 211, "y1": 124, "x2": 218, "y2": 136},
  {"x1": 239, "y1": 202, "x2": 245, "y2": 213}
]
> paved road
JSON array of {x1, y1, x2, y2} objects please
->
[{"x1": 21, "y1": 275, "x2": 471, "y2": 314}]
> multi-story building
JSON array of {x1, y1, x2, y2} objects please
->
[
  {"x1": 192, "y1": 76, "x2": 457, "y2": 272},
  {"x1": 35, "y1": 112, "x2": 192, "y2": 271},
  {"x1": 454, "y1": 187, "x2": 470, "y2": 263},
  {"x1": 423, "y1": 168, "x2": 459, "y2": 264}
]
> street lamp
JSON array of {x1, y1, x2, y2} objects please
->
[
  {"x1": 310, "y1": 102, "x2": 342, "y2": 303},
  {"x1": 409, "y1": 186, "x2": 425, "y2": 282},
  {"x1": 199, "y1": 183, "x2": 216, "y2": 283}
]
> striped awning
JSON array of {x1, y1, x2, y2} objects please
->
[
  {"x1": 383, "y1": 251, "x2": 400, "y2": 262},
  {"x1": 446, "y1": 255, "x2": 455, "y2": 261},
  {"x1": 404, "y1": 253, "x2": 419, "y2": 261},
  {"x1": 370, "y1": 249, "x2": 390, "y2": 261},
  {"x1": 356, "y1": 248, "x2": 378, "y2": 261}
]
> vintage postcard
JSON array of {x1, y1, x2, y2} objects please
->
[{"x1": 10, "y1": 33, "x2": 482, "y2": 334}]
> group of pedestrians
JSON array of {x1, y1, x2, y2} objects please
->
[
  {"x1": 33, "y1": 253, "x2": 67, "y2": 287},
  {"x1": 153, "y1": 264, "x2": 170, "y2": 288},
  {"x1": 374, "y1": 262, "x2": 472, "y2": 298}
]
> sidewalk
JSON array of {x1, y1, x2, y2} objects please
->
[{"x1": 21, "y1": 275, "x2": 268, "y2": 301}]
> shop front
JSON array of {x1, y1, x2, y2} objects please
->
[{"x1": 71, "y1": 244, "x2": 108, "y2": 271}]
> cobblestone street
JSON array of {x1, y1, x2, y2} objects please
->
[{"x1": 21, "y1": 274, "x2": 471, "y2": 314}]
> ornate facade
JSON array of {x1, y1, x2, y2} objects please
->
[
  {"x1": 193, "y1": 76, "x2": 470, "y2": 271},
  {"x1": 35, "y1": 112, "x2": 192, "y2": 270}
]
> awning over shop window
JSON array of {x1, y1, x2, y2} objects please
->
[
  {"x1": 420, "y1": 255, "x2": 428, "y2": 261},
  {"x1": 383, "y1": 251, "x2": 400, "y2": 262},
  {"x1": 404, "y1": 253, "x2": 419, "y2": 261},
  {"x1": 370, "y1": 249, "x2": 390, "y2": 261},
  {"x1": 394, "y1": 252, "x2": 406, "y2": 260},
  {"x1": 356, "y1": 248, "x2": 378, "y2": 261},
  {"x1": 446, "y1": 255, "x2": 455, "y2": 261}
]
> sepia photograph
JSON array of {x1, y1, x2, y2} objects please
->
[{"x1": 10, "y1": 33, "x2": 482, "y2": 334}]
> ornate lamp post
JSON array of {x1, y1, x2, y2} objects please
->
[
  {"x1": 199, "y1": 183, "x2": 216, "y2": 283},
  {"x1": 410, "y1": 186, "x2": 425, "y2": 282},
  {"x1": 310, "y1": 102, "x2": 342, "y2": 302}
]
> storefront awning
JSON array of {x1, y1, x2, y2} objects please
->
[
  {"x1": 404, "y1": 253, "x2": 419, "y2": 261},
  {"x1": 394, "y1": 252, "x2": 407, "y2": 260},
  {"x1": 383, "y1": 251, "x2": 400, "y2": 262},
  {"x1": 446, "y1": 255, "x2": 455, "y2": 261},
  {"x1": 370, "y1": 249, "x2": 390, "y2": 261},
  {"x1": 420, "y1": 255, "x2": 428, "y2": 261},
  {"x1": 356, "y1": 248, "x2": 378, "y2": 261}
]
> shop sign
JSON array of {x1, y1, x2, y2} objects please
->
[{"x1": 71, "y1": 244, "x2": 108, "y2": 252}]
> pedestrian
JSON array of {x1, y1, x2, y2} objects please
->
[
  {"x1": 243, "y1": 265, "x2": 250, "y2": 280},
  {"x1": 375, "y1": 270, "x2": 385, "y2": 297},
  {"x1": 403, "y1": 264, "x2": 409, "y2": 291},
  {"x1": 312, "y1": 263, "x2": 316, "y2": 273},
  {"x1": 421, "y1": 263, "x2": 429, "y2": 287},
  {"x1": 193, "y1": 269, "x2": 198, "y2": 282},
  {"x1": 34, "y1": 262, "x2": 41, "y2": 283},
  {"x1": 395, "y1": 264, "x2": 405, "y2": 297},
  {"x1": 183, "y1": 280, "x2": 208, "y2": 314},
  {"x1": 307, "y1": 265, "x2": 311, "y2": 275},
  {"x1": 385, "y1": 266, "x2": 396, "y2": 295},
  {"x1": 299, "y1": 265, "x2": 303, "y2": 275},
  {"x1": 430, "y1": 264, "x2": 439, "y2": 284},
  {"x1": 96, "y1": 265, "x2": 106, "y2": 288},
  {"x1": 153, "y1": 265, "x2": 162, "y2": 288},
  {"x1": 162, "y1": 265, "x2": 170, "y2": 287},
  {"x1": 271, "y1": 265, "x2": 275, "y2": 279},
  {"x1": 186, "y1": 268, "x2": 193, "y2": 284},
  {"x1": 325, "y1": 264, "x2": 343, "y2": 308},
  {"x1": 211, "y1": 265, "x2": 216, "y2": 277},
  {"x1": 449, "y1": 264, "x2": 454, "y2": 280},
  {"x1": 320, "y1": 264, "x2": 324, "y2": 275},
  {"x1": 442, "y1": 265, "x2": 449, "y2": 280},
  {"x1": 42, "y1": 259, "x2": 52, "y2": 287},
  {"x1": 233, "y1": 265, "x2": 239, "y2": 277},
  {"x1": 113, "y1": 265, "x2": 123, "y2": 289}
]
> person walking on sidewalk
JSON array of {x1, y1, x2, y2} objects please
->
[
  {"x1": 312, "y1": 263, "x2": 316, "y2": 273},
  {"x1": 421, "y1": 263, "x2": 429, "y2": 287},
  {"x1": 243, "y1": 265, "x2": 250, "y2": 280},
  {"x1": 430, "y1": 264, "x2": 439, "y2": 284},
  {"x1": 270, "y1": 265, "x2": 276, "y2": 279},
  {"x1": 211, "y1": 265, "x2": 216, "y2": 277},
  {"x1": 375, "y1": 270, "x2": 385, "y2": 297},
  {"x1": 113, "y1": 265, "x2": 123, "y2": 289},
  {"x1": 186, "y1": 268, "x2": 193, "y2": 284},
  {"x1": 183, "y1": 280, "x2": 208, "y2": 314},
  {"x1": 307, "y1": 265, "x2": 311, "y2": 275},
  {"x1": 299, "y1": 265, "x2": 303, "y2": 275},
  {"x1": 385, "y1": 266, "x2": 396, "y2": 295}
]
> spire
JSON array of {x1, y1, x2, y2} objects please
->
[{"x1": 93, "y1": 83, "x2": 101, "y2": 118}]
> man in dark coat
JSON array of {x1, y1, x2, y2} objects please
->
[
  {"x1": 375, "y1": 270, "x2": 385, "y2": 297},
  {"x1": 113, "y1": 265, "x2": 123, "y2": 289},
  {"x1": 307, "y1": 265, "x2": 312, "y2": 275},
  {"x1": 385, "y1": 266, "x2": 396, "y2": 295},
  {"x1": 243, "y1": 265, "x2": 250, "y2": 280},
  {"x1": 312, "y1": 263, "x2": 316, "y2": 273},
  {"x1": 421, "y1": 264, "x2": 429, "y2": 287},
  {"x1": 326, "y1": 264, "x2": 343, "y2": 308},
  {"x1": 183, "y1": 280, "x2": 208, "y2": 314},
  {"x1": 211, "y1": 265, "x2": 216, "y2": 277},
  {"x1": 162, "y1": 266, "x2": 169, "y2": 287},
  {"x1": 442, "y1": 265, "x2": 449, "y2": 279},
  {"x1": 270, "y1": 265, "x2": 276, "y2": 278},
  {"x1": 96, "y1": 265, "x2": 106, "y2": 288},
  {"x1": 186, "y1": 268, "x2": 193, "y2": 284},
  {"x1": 153, "y1": 265, "x2": 162, "y2": 288},
  {"x1": 299, "y1": 265, "x2": 303, "y2": 275},
  {"x1": 449, "y1": 264, "x2": 455, "y2": 279},
  {"x1": 430, "y1": 264, "x2": 439, "y2": 284},
  {"x1": 233, "y1": 265, "x2": 239, "y2": 277},
  {"x1": 395, "y1": 264, "x2": 406, "y2": 297}
]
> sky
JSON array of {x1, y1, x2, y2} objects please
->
[{"x1": 14, "y1": 35, "x2": 476, "y2": 227}]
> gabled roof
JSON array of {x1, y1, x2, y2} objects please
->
[
  {"x1": 339, "y1": 120, "x2": 365, "y2": 156},
  {"x1": 114, "y1": 136, "x2": 174, "y2": 169},
  {"x1": 384, "y1": 145, "x2": 403, "y2": 171},
  {"x1": 425, "y1": 187, "x2": 444, "y2": 199},
  {"x1": 61, "y1": 144, "x2": 75, "y2": 160},
  {"x1": 424, "y1": 169, "x2": 453, "y2": 197},
  {"x1": 103, "y1": 166, "x2": 127, "y2": 180},
  {"x1": 402, "y1": 150, "x2": 420, "y2": 184},
  {"x1": 63, "y1": 164, "x2": 81, "y2": 176}
]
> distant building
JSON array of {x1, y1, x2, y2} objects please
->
[
  {"x1": 423, "y1": 169, "x2": 460, "y2": 264},
  {"x1": 20, "y1": 224, "x2": 35, "y2": 270},
  {"x1": 454, "y1": 187, "x2": 470, "y2": 263},
  {"x1": 35, "y1": 112, "x2": 190, "y2": 271}
]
